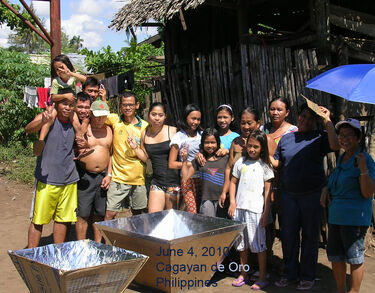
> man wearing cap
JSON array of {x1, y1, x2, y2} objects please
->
[{"x1": 75, "y1": 100, "x2": 113, "y2": 243}]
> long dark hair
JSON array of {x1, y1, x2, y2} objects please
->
[
  {"x1": 177, "y1": 103, "x2": 202, "y2": 131},
  {"x1": 51, "y1": 54, "x2": 75, "y2": 78},
  {"x1": 244, "y1": 130, "x2": 271, "y2": 166},
  {"x1": 200, "y1": 128, "x2": 221, "y2": 158}
]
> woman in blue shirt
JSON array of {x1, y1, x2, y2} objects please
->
[
  {"x1": 271, "y1": 103, "x2": 340, "y2": 290},
  {"x1": 326, "y1": 118, "x2": 375, "y2": 293}
]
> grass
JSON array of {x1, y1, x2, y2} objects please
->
[{"x1": 0, "y1": 143, "x2": 36, "y2": 185}]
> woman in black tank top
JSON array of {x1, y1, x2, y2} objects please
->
[{"x1": 128, "y1": 102, "x2": 180, "y2": 212}]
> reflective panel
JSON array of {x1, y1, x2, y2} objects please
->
[
  {"x1": 10, "y1": 239, "x2": 146, "y2": 271},
  {"x1": 98, "y1": 209, "x2": 244, "y2": 241}
]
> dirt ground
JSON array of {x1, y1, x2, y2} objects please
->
[{"x1": 1, "y1": 174, "x2": 375, "y2": 293}]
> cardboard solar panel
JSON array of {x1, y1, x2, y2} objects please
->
[
  {"x1": 95, "y1": 209, "x2": 246, "y2": 292},
  {"x1": 8, "y1": 239, "x2": 148, "y2": 293}
]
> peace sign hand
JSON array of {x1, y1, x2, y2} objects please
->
[
  {"x1": 42, "y1": 103, "x2": 55, "y2": 124},
  {"x1": 127, "y1": 129, "x2": 138, "y2": 150}
]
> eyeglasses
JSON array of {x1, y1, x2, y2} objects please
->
[
  {"x1": 122, "y1": 103, "x2": 136, "y2": 108},
  {"x1": 338, "y1": 134, "x2": 356, "y2": 140}
]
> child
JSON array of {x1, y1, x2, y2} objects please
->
[
  {"x1": 195, "y1": 104, "x2": 239, "y2": 165},
  {"x1": 219, "y1": 108, "x2": 275, "y2": 209},
  {"x1": 216, "y1": 104, "x2": 239, "y2": 153},
  {"x1": 229, "y1": 130, "x2": 274, "y2": 290},
  {"x1": 169, "y1": 104, "x2": 202, "y2": 213},
  {"x1": 33, "y1": 55, "x2": 88, "y2": 157},
  {"x1": 181, "y1": 128, "x2": 229, "y2": 217}
]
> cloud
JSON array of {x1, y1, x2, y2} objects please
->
[
  {"x1": 0, "y1": 25, "x2": 12, "y2": 48},
  {"x1": 62, "y1": 14, "x2": 105, "y2": 48},
  {"x1": 75, "y1": 0, "x2": 110, "y2": 17},
  {"x1": 31, "y1": 0, "x2": 50, "y2": 17}
]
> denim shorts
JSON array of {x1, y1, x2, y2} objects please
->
[
  {"x1": 327, "y1": 224, "x2": 368, "y2": 265},
  {"x1": 150, "y1": 184, "x2": 181, "y2": 196}
]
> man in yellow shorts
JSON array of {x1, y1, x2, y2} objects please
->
[
  {"x1": 27, "y1": 96, "x2": 79, "y2": 248},
  {"x1": 104, "y1": 92, "x2": 148, "y2": 220}
]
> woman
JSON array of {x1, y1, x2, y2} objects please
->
[
  {"x1": 263, "y1": 97, "x2": 298, "y2": 144},
  {"x1": 326, "y1": 118, "x2": 375, "y2": 293},
  {"x1": 169, "y1": 104, "x2": 203, "y2": 213},
  {"x1": 271, "y1": 103, "x2": 340, "y2": 290},
  {"x1": 128, "y1": 102, "x2": 180, "y2": 212}
]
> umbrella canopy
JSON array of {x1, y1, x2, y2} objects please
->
[{"x1": 306, "y1": 64, "x2": 375, "y2": 104}]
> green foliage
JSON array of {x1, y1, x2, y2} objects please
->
[
  {"x1": 0, "y1": 144, "x2": 36, "y2": 184},
  {"x1": 81, "y1": 40, "x2": 164, "y2": 108},
  {"x1": 0, "y1": 48, "x2": 49, "y2": 145},
  {"x1": 0, "y1": 1, "x2": 33, "y2": 30}
]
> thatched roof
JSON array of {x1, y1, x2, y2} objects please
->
[{"x1": 110, "y1": 0, "x2": 207, "y2": 31}]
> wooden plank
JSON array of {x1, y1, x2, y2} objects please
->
[
  {"x1": 221, "y1": 47, "x2": 230, "y2": 104},
  {"x1": 330, "y1": 4, "x2": 375, "y2": 39},
  {"x1": 227, "y1": 46, "x2": 235, "y2": 105},
  {"x1": 240, "y1": 43, "x2": 250, "y2": 107},
  {"x1": 258, "y1": 45, "x2": 267, "y2": 123},
  {"x1": 191, "y1": 54, "x2": 199, "y2": 104}
]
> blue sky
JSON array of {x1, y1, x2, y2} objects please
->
[{"x1": 0, "y1": 0, "x2": 157, "y2": 51}]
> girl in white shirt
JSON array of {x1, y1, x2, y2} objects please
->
[{"x1": 229, "y1": 130, "x2": 274, "y2": 290}]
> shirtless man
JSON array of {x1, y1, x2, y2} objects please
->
[{"x1": 75, "y1": 99, "x2": 112, "y2": 243}]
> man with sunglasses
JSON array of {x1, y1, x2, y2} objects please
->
[{"x1": 104, "y1": 92, "x2": 148, "y2": 220}]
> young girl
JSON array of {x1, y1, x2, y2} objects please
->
[
  {"x1": 195, "y1": 104, "x2": 239, "y2": 165},
  {"x1": 219, "y1": 108, "x2": 276, "y2": 208},
  {"x1": 128, "y1": 102, "x2": 181, "y2": 212},
  {"x1": 229, "y1": 130, "x2": 274, "y2": 290},
  {"x1": 217, "y1": 104, "x2": 239, "y2": 153},
  {"x1": 169, "y1": 104, "x2": 202, "y2": 213},
  {"x1": 181, "y1": 128, "x2": 229, "y2": 217},
  {"x1": 34, "y1": 55, "x2": 88, "y2": 157}
]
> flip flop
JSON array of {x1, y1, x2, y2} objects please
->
[
  {"x1": 250, "y1": 281, "x2": 269, "y2": 290},
  {"x1": 232, "y1": 276, "x2": 249, "y2": 287}
]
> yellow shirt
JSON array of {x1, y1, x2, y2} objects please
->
[{"x1": 106, "y1": 114, "x2": 148, "y2": 185}]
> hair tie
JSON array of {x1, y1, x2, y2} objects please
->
[{"x1": 217, "y1": 104, "x2": 233, "y2": 112}]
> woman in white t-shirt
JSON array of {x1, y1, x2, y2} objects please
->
[{"x1": 169, "y1": 104, "x2": 202, "y2": 213}]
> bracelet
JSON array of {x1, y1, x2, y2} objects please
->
[{"x1": 107, "y1": 173, "x2": 112, "y2": 177}]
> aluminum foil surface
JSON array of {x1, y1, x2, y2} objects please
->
[
  {"x1": 9, "y1": 239, "x2": 146, "y2": 271},
  {"x1": 98, "y1": 209, "x2": 243, "y2": 241}
]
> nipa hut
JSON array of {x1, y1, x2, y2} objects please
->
[{"x1": 111, "y1": 0, "x2": 375, "y2": 151}]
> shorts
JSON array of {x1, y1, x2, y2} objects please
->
[
  {"x1": 150, "y1": 184, "x2": 181, "y2": 196},
  {"x1": 234, "y1": 209, "x2": 267, "y2": 253},
  {"x1": 77, "y1": 168, "x2": 107, "y2": 218},
  {"x1": 31, "y1": 181, "x2": 77, "y2": 225},
  {"x1": 200, "y1": 200, "x2": 218, "y2": 217},
  {"x1": 327, "y1": 224, "x2": 368, "y2": 265},
  {"x1": 107, "y1": 181, "x2": 147, "y2": 211}
]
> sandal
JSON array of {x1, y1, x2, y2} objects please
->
[
  {"x1": 250, "y1": 281, "x2": 269, "y2": 290},
  {"x1": 274, "y1": 277, "x2": 298, "y2": 288},
  {"x1": 297, "y1": 280, "x2": 315, "y2": 291},
  {"x1": 232, "y1": 276, "x2": 249, "y2": 287}
]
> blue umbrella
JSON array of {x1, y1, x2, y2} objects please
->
[{"x1": 306, "y1": 64, "x2": 375, "y2": 104}]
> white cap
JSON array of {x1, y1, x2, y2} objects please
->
[{"x1": 335, "y1": 118, "x2": 361, "y2": 133}]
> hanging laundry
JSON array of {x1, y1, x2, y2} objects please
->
[
  {"x1": 100, "y1": 76, "x2": 118, "y2": 98},
  {"x1": 37, "y1": 88, "x2": 49, "y2": 109},
  {"x1": 23, "y1": 86, "x2": 38, "y2": 108},
  {"x1": 44, "y1": 77, "x2": 51, "y2": 88},
  {"x1": 118, "y1": 70, "x2": 134, "y2": 93}
]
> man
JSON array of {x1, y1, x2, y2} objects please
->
[
  {"x1": 105, "y1": 92, "x2": 148, "y2": 220},
  {"x1": 82, "y1": 77, "x2": 107, "y2": 102},
  {"x1": 27, "y1": 97, "x2": 79, "y2": 248},
  {"x1": 75, "y1": 100, "x2": 112, "y2": 243}
]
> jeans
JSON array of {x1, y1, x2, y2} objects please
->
[{"x1": 280, "y1": 190, "x2": 321, "y2": 281}]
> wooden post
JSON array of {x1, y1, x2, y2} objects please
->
[{"x1": 50, "y1": 0, "x2": 61, "y2": 60}]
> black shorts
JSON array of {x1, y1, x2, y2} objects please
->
[{"x1": 77, "y1": 167, "x2": 107, "y2": 218}]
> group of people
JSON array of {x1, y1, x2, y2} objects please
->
[{"x1": 25, "y1": 55, "x2": 374, "y2": 292}]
